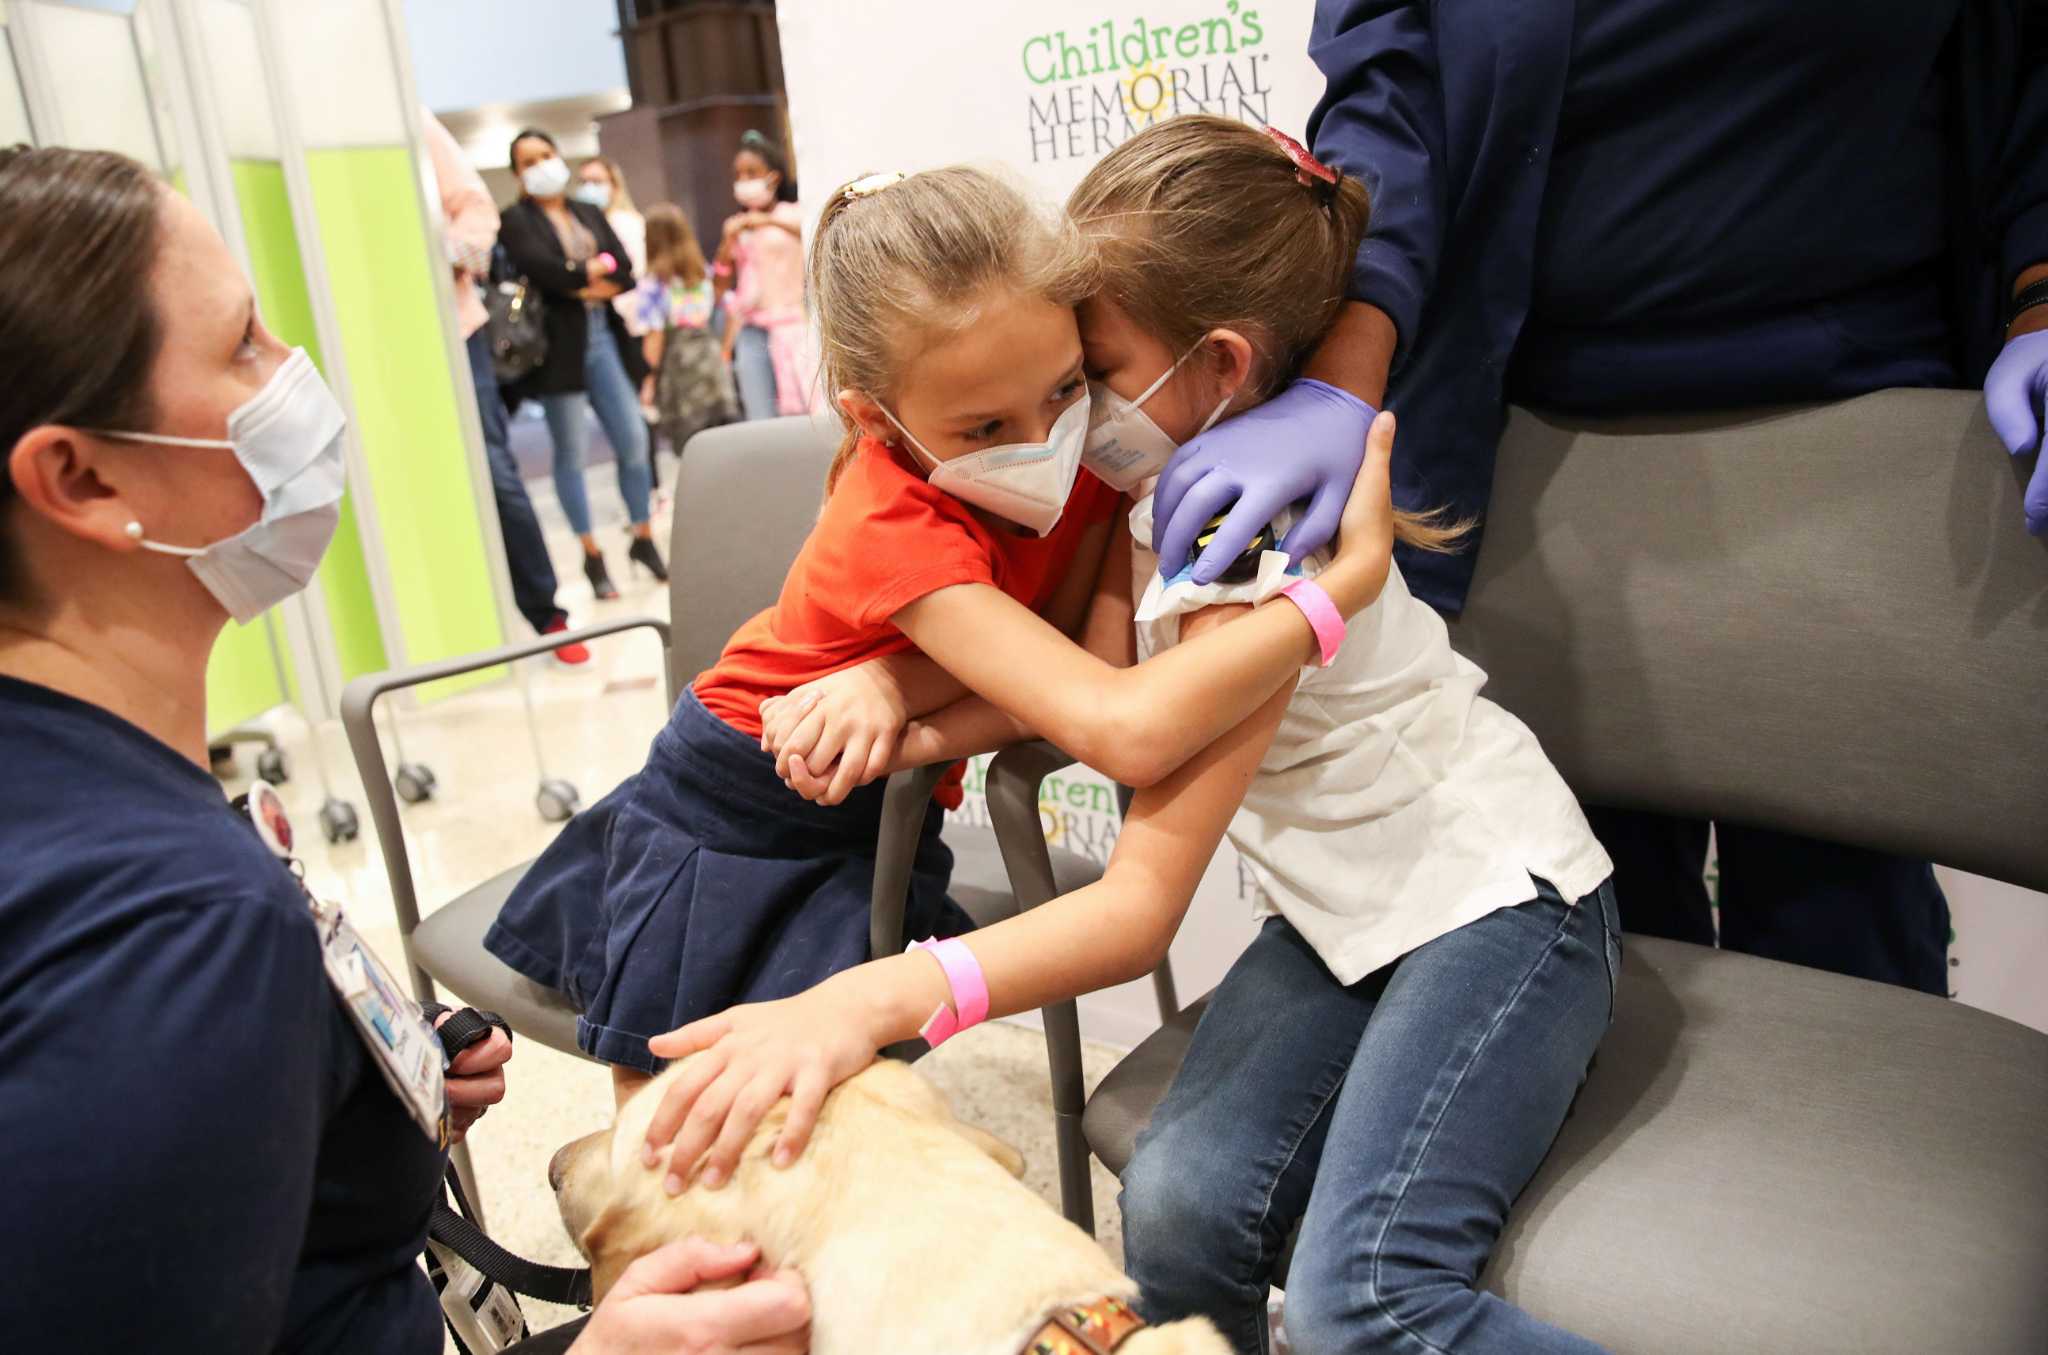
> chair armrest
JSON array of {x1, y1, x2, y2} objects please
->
[
  {"x1": 338, "y1": 616, "x2": 671, "y2": 981},
  {"x1": 870, "y1": 761, "x2": 951, "y2": 961},
  {"x1": 984, "y1": 740, "x2": 1078, "y2": 909}
]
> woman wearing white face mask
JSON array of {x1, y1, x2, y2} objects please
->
[
  {"x1": 501, "y1": 129, "x2": 666, "y2": 599},
  {"x1": 0, "y1": 146, "x2": 808, "y2": 1355},
  {"x1": 711, "y1": 129, "x2": 815, "y2": 419},
  {"x1": 573, "y1": 157, "x2": 653, "y2": 345}
]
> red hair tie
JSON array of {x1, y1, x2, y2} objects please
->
[{"x1": 1263, "y1": 125, "x2": 1340, "y2": 200}]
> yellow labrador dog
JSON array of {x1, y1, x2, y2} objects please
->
[{"x1": 549, "y1": 1056, "x2": 1231, "y2": 1354}]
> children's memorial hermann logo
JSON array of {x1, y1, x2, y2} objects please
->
[{"x1": 1019, "y1": 4, "x2": 1273, "y2": 164}]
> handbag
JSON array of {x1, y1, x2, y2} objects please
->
[{"x1": 485, "y1": 244, "x2": 547, "y2": 385}]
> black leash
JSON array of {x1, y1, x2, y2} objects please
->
[{"x1": 428, "y1": 1004, "x2": 595, "y2": 1312}]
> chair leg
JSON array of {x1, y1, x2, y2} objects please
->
[
  {"x1": 1151, "y1": 956, "x2": 1179, "y2": 1023},
  {"x1": 450, "y1": 1139, "x2": 486, "y2": 1232},
  {"x1": 1041, "y1": 998, "x2": 1096, "y2": 1235}
]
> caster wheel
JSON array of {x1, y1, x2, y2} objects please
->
[
  {"x1": 536, "y1": 778, "x2": 581, "y2": 822},
  {"x1": 319, "y1": 798, "x2": 360, "y2": 844},
  {"x1": 395, "y1": 762, "x2": 437, "y2": 804},
  {"x1": 256, "y1": 747, "x2": 289, "y2": 785}
]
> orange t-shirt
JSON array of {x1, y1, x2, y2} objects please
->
[{"x1": 695, "y1": 436, "x2": 1121, "y2": 753}]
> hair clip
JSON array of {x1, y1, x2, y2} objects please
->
[
  {"x1": 843, "y1": 171, "x2": 907, "y2": 199},
  {"x1": 1262, "y1": 125, "x2": 1341, "y2": 199}
]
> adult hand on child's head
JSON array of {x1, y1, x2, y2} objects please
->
[
  {"x1": 1984, "y1": 325, "x2": 2048, "y2": 535},
  {"x1": 641, "y1": 983, "x2": 881, "y2": 1192},
  {"x1": 568, "y1": 1238, "x2": 811, "y2": 1355},
  {"x1": 1152, "y1": 378, "x2": 1377, "y2": 584}
]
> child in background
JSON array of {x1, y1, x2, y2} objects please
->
[{"x1": 634, "y1": 204, "x2": 738, "y2": 457}]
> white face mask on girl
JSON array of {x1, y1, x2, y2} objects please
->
[
  {"x1": 95, "y1": 348, "x2": 348, "y2": 623},
  {"x1": 571, "y1": 181, "x2": 612, "y2": 210},
  {"x1": 522, "y1": 155, "x2": 571, "y2": 199},
  {"x1": 881, "y1": 392, "x2": 1093, "y2": 537},
  {"x1": 1083, "y1": 342, "x2": 1233, "y2": 492},
  {"x1": 734, "y1": 177, "x2": 776, "y2": 210}
]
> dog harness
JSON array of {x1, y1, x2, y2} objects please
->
[{"x1": 1024, "y1": 1296, "x2": 1147, "y2": 1354}]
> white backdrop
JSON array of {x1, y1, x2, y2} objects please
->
[{"x1": 775, "y1": 0, "x2": 2047, "y2": 1043}]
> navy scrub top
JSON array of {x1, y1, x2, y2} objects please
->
[
  {"x1": 1309, "y1": 0, "x2": 2046, "y2": 611},
  {"x1": 0, "y1": 674, "x2": 446, "y2": 1353}
]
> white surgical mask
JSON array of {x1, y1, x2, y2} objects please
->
[
  {"x1": 571, "y1": 181, "x2": 612, "y2": 210},
  {"x1": 522, "y1": 155, "x2": 571, "y2": 199},
  {"x1": 96, "y1": 348, "x2": 347, "y2": 623},
  {"x1": 881, "y1": 392, "x2": 1093, "y2": 537},
  {"x1": 1083, "y1": 342, "x2": 1232, "y2": 492},
  {"x1": 733, "y1": 177, "x2": 776, "y2": 210}
]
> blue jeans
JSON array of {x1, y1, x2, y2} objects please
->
[
  {"x1": 466, "y1": 327, "x2": 561, "y2": 633},
  {"x1": 732, "y1": 323, "x2": 778, "y2": 421},
  {"x1": 1583, "y1": 807, "x2": 1949, "y2": 993},
  {"x1": 1121, "y1": 882, "x2": 1620, "y2": 1354},
  {"x1": 537, "y1": 309, "x2": 653, "y2": 536}
]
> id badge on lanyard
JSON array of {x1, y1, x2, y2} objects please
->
[{"x1": 241, "y1": 784, "x2": 451, "y2": 1148}]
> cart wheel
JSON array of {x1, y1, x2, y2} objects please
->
[
  {"x1": 536, "y1": 778, "x2": 580, "y2": 823},
  {"x1": 395, "y1": 763, "x2": 435, "y2": 804},
  {"x1": 319, "y1": 798, "x2": 360, "y2": 844},
  {"x1": 256, "y1": 747, "x2": 290, "y2": 785}
]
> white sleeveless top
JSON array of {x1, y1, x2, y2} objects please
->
[{"x1": 1129, "y1": 497, "x2": 1612, "y2": 984}]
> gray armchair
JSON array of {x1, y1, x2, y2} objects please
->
[
  {"x1": 1002, "y1": 391, "x2": 2048, "y2": 1350},
  {"x1": 339, "y1": 416, "x2": 1148, "y2": 1216}
]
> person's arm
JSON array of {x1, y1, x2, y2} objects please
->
[
  {"x1": 889, "y1": 414, "x2": 1391, "y2": 790},
  {"x1": 866, "y1": 517, "x2": 1138, "y2": 775},
  {"x1": 1982, "y1": 15, "x2": 2048, "y2": 532},
  {"x1": 760, "y1": 513, "x2": 1125, "y2": 802},
  {"x1": 641, "y1": 600, "x2": 1287, "y2": 1181},
  {"x1": 501, "y1": 204, "x2": 599, "y2": 299},
  {"x1": 591, "y1": 207, "x2": 639, "y2": 294},
  {"x1": 0, "y1": 900, "x2": 339, "y2": 1349},
  {"x1": 1152, "y1": 0, "x2": 1446, "y2": 580},
  {"x1": 422, "y1": 111, "x2": 498, "y2": 279}
]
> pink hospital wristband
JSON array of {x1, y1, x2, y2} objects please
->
[
  {"x1": 906, "y1": 936, "x2": 989, "y2": 1047},
  {"x1": 1281, "y1": 578, "x2": 1345, "y2": 667}
]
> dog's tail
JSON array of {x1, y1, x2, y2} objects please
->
[{"x1": 1120, "y1": 1317, "x2": 1236, "y2": 1354}]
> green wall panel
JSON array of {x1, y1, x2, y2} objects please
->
[
  {"x1": 304, "y1": 145, "x2": 502, "y2": 699},
  {"x1": 229, "y1": 156, "x2": 388, "y2": 683}
]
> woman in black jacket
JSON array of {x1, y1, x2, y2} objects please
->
[{"x1": 501, "y1": 129, "x2": 665, "y2": 597}]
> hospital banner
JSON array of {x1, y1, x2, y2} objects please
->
[{"x1": 775, "y1": 0, "x2": 2046, "y2": 1043}]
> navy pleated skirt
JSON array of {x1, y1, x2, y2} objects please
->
[{"x1": 484, "y1": 690, "x2": 969, "y2": 1073}]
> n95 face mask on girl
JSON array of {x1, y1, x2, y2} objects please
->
[
  {"x1": 97, "y1": 348, "x2": 348, "y2": 623},
  {"x1": 883, "y1": 392, "x2": 1093, "y2": 537},
  {"x1": 1083, "y1": 343, "x2": 1231, "y2": 492}
]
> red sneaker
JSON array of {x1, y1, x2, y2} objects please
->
[{"x1": 542, "y1": 616, "x2": 591, "y2": 666}]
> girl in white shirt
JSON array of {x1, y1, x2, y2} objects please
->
[{"x1": 638, "y1": 117, "x2": 1619, "y2": 1355}]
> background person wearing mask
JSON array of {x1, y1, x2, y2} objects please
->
[
  {"x1": 422, "y1": 111, "x2": 586, "y2": 664},
  {"x1": 0, "y1": 144, "x2": 808, "y2": 1354},
  {"x1": 713, "y1": 129, "x2": 814, "y2": 418},
  {"x1": 1148, "y1": 0, "x2": 2047, "y2": 994},
  {"x1": 501, "y1": 129, "x2": 666, "y2": 599}
]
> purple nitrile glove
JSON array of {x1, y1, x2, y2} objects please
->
[
  {"x1": 1152, "y1": 378, "x2": 1378, "y2": 584},
  {"x1": 1984, "y1": 328, "x2": 2048, "y2": 535}
]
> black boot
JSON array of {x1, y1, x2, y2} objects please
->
[
  {"x1": 583, "y1": 551, "x2": 620, "y2": 600},
  {"x1": 627, "y1": 534, "x2": 668, "y2": 583}
]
